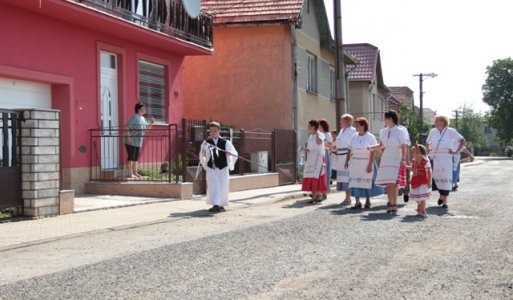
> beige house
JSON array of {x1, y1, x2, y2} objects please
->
[
  {"x1": 389, "y1": 86, "x2": 415, "y2": 109},
  {"x1": 344, "y1": 43, "x2": 389, "y2": 135}
]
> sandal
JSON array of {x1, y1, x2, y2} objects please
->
[
  {"x1": 364, "y1": 202, "x2": 371, "y2": 209},
  {"x1": 351, "y1": 202, "x2": 362, "y2": 209},
  {"x1": 437, "y1": 198, "x2": 443, "y2": 205}
]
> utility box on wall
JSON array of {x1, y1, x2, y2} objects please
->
[
  {"x1": 191, "y1": 125, "x2": 205, "y2": 142},
  {"x1": 250, "y1": 151, "x2": 268, "y2": 173}
]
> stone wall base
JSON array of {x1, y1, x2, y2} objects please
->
[
  {"x1": 85, "y1": 182, "x2": 193, "y2": 199},
  {"x1": 229, "y1": 173, "x2": 279, "y2": 192},
  {"x1": 59, "y1": 190, "x2": 75, "y2": 214}
]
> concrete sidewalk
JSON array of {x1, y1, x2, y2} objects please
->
[{"x1": 0, "y1": 184, "x2": 308, "y2": 252}]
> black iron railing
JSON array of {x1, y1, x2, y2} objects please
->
[
  {"x1": 89, "y1": 119, "x2": 297, "y2": 186},
  {"x1": 89, "y1": 124, "x2": 180, "y2": 182},
  {"x1": 74, "y1": 0, "x2": 213, "y2": 49}
]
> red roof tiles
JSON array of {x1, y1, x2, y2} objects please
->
[
  {"x1": 343, "y1": 43, "x2": 379, "y2": 81},
  {"x1": 202, "y1": 0, "x2": 304, "y2": 25}
]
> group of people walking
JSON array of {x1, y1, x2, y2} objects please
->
[
  {"x1": 301, "y1": 111, "x2": 468, "y2": 216},
  {"x1": 125, "y1": 102, "x2": 470, "y2": 216}
]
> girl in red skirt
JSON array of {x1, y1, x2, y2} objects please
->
[{"x1": 404, "y1": 144, "x2": 432, "y2": 217}]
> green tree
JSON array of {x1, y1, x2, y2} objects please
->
[
  {"x1": 451, "y1": 104, "x2": 484, "y2": 148},
  {"x1": 398, "y1": 104, "x2": 430, "y2": 144},
  {"x1": 482, "y1": 57, "x2": 513, "y2": 142}
]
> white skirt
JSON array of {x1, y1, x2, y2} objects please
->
[{"x1": 410, "y1": 184, "x2": 432, "y2": 202}]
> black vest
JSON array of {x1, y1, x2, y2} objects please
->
[{"x1": 206, "y1": 138, "x2": 228, "y2": 169}]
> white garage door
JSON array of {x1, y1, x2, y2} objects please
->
[{"x1": 0, "y1": 77, "x2": 52, "y2": 109}]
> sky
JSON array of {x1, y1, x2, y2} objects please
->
[{"x1": 324, "y1": 0, "x2": 513, "y2": 117}]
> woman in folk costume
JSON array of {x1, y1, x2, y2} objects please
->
[
  {"x1": 426, "y1": 115, "x2": 465, "y2": 209},
  {"x1": 302, "y1": 119, "x2": 327, "y2": 204},
  {"x1": 319, "y1": 119, "x2": 333, "y2": 200},
  {"x1": 199, "y1": 121, "x2": 238, "y2": 213},
  {"x1": 344, "y1": 117, "x2": 384, "y2": 209},
  {"x1": 332, "y1": 114, "x2": 357, "y2": 206},
  {"x1": 369, "y1": 110, "x2": 409, "y2": 213}
]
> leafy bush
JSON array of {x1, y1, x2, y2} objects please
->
[{"x1": 505, "y1": 145, "x2": 513, "y2": 157}]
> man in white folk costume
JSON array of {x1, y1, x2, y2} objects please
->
[{"x1": 199, "y1": 122, "x2": 238, "y2": 213}]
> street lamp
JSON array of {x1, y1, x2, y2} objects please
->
[{"x1": 413, "y1": 72, "x2": 437, "y2": 140}]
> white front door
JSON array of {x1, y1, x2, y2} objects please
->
[{"x1": 100, "y1": 52, "x2": 119, "y2": 170}]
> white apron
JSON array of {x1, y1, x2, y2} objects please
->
[
  {"x1": 376, "y1": 126, "x2": 408, "y2": 186},
  {"x1": 303, "y1": 132, "x2": 325, "y2": 179},
  {"x1": 348, "y1": 133, "x2": 377, "y2": 189},
  {"x1": 426, "y1": 127, "x2": 464, "y2": 191},
  {"x1": 333, "y1": 126, "x2": 356, "y2": 183}
]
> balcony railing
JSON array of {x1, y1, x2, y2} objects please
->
[{"x1": 74, "y1": 0, "x2": 213, "y2": 49}]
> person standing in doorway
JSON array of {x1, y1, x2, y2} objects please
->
[
  {"x1": 199, "y1": 121, "x2": 238, "y2": 213},
  {"x1": 125, "y1": 102, "x2": 154, "y2": 179}
]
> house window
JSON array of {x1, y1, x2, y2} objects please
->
[
  {"x1": 330, "y1": 67, "x2": 335, "y2": 100},
  {"x1": 307, "y1": 53, "x2": 317, "y2": 94},
  {"x1": 138, "y1": 60, "x2": 167, "y2": 123}
]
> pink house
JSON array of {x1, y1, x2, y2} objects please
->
[{"x1": 0, "y1": 0, "x2": 213, "y2": 212}]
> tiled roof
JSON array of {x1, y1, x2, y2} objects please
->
[
  {"x1": 389, "y1": 86, "x2": 414, "y2": 97},
  {"x1": 389, "y1": 86, "x2": 415, "y2": 107},
  {"x1": 202, "y1": 0, "x2": 304, "y2": 25},
  {"x1": 344, "y1": 43, "x2": 380, "y2": 81}
]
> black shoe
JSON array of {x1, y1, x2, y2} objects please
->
[
  {"x1": 442, "y1": 204, "x2": 448, "y2": 209},
  {"x1": 219, "y1": 206, "x2": 226, "y2": 212},
  {"x1": 350, "y1": 203, "x2": 362, "y2": 209},
  {"x1": 437, "y1": 198, "x2": 443, "y2": 205},
  {"x1": 403, "y1": 194, "x2": 409, "y2": 203},
  {"x1": 208, "y1": 205, "x2": 221, "y2": 213}
]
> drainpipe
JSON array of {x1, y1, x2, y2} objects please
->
[{"x1": 291, "y1": 23, "x2": 298, "y2": 134}]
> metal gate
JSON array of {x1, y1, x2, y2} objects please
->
[
  {"x1": 273, "y1": 129, "x2": 297, "y2": 185},
  {"x1": 0, "y1": 110, "x2": 21, "y2": 209}
]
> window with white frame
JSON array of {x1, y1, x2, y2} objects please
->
[
  {"x1": 138, "y1": 60, "x2": 167, "y2": 123},
  {"x1": 307, "y1": 53, "x2": 317, "y2": 94}
]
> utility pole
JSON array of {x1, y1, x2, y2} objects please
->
[
  {"x1": 453, "y1": 109, "x2": 460, "y2": 129},
  {"x1": 413, "y1": 72, "x2": 437, "y2": 141},
  {"x1": 333, "y1": 0, "x2": 345, "y2": 131}
]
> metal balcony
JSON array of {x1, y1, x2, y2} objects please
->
[{"x1": 73, "y1": 0, "x2": 213, "y2": 49}]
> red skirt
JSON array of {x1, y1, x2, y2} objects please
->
[
  {"x1": 302, "y1": 174, "x2": 328, "y2": 193},
  {"x1": 397, "y1": 166, "x2": 407, "y2": 188}
]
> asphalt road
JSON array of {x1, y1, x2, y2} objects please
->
[{"x1": 1, "y1": 158, "x2": 512, "y2": 299}]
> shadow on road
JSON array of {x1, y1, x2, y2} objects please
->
[
  {"x1": 282, "y1": 200, "x2": 315, "y2": 209},
  {"x1": 426, "y1": 206, "x2": 453, "y2": 216},
  {"x1": 319, "y1": 204, "x2": 341, "y2": 210},
  {"x1": 360, "y1": 212, "x2": 398, "y2": 221},
  {"x1": 400, "y1": 215, "x2": 426, "y2": 223},
  {"x1": 168, "y1": 210, "x2": 215, "y2": 218}
]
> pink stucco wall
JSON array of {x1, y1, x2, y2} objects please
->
[
  {"x1": 184, "y1": 25, "x2": 294, "y2": 131},
  {"x1": 0, "y1": 3, "x2": 188, "y2": 171}
]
